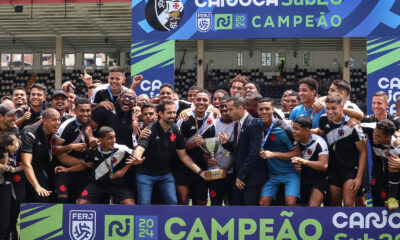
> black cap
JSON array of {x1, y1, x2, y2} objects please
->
[
  {"x1": 51, "y1": 90, "x2": 67, "y2": 100},
  {"x1": 0, "y1": 103, "x2": 20, "y2": 115}
]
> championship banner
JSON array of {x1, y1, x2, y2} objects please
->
[
  {"x1": 20, "y1": 203, "x2": 400, "y2": 240},
  {"x1": 366, "y1": 37, "x2": 400, "y2": 115},
  {"x1": 132, "y1": 0, "x2": 400, "y2": 41},
  {"x1": 131, "y1": 40, "x2": 175, "y2": 97}
]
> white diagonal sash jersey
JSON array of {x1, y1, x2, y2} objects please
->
[
  {"x1": 372, "y1": 136, "x2": 400, "y2": 160},
  {"x1": 177, "y1": 110, "x2": 216, "y2": 144},
  {"x1": 298, "y1": 134, "x2": 329, "y2": 179},
  {"x1": 299, "y1": 134, "x2": 329, "y2": 160},
  {"x1": 85, "y1": 143, "x2": 133, "y2": 185},
  {"x1": 361, "y1": 114, "x2": 400, "y2": 174}
]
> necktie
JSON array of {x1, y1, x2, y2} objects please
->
[{"x1": 236, "y1": 122, "x2": 241, "y2": 146}]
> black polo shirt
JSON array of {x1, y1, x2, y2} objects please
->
[
  {"x1": 20, "y1": 123, "x2": 54, "y2": 181},
  {"x1": 137, "y1": 121, "x2": 185, "y2": 176},
  {"x1": 19, "y1": 107, "x2": 43, "y2": 130},
  {"x1": 92, "y1": 105, "x2": 133, "y2": 147}
]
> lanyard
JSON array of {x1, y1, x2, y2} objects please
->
[
  {"x1": 334, "y1": 115, "x2": 346, "y2": 145},
  {"x1": 74, "y1": 118, "x2": 86, "y2": 142},
  {"x1": 302, "y1": 134, "x2": 313, "y2": 156},
  {"x1": 302, "y1": 105, "x2": 314, "y2": 122},
  {"x1": 261, "y1": 118, "x2": 276, "y2": 149},
  {"x1": 108, "y1": 86, "x2": 120, "y2": 103},
  {"x1": 99, "y1": 146, "x2": 116, "y2": 173},
  {"x1": 193, "y1": 110, "x2": 208, "y2": 136}
]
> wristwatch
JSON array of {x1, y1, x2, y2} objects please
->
[
  {"x1": 197, "y1": 169, "x2": 203, "y2": 175},
  {"x1": 88, "y1": 85, "x2": 95, "y2": 89}
]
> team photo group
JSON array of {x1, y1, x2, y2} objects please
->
[{"x1": 1, "y1": 66, "x2": 400, "y2": 239}]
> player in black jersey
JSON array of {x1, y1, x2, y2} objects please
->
[
  {"x1": 176, "y1": 90, "x2": 216, "y2": 205},
  {"x1": 316, "y1": 93, "x2": 367, "y2": 207},
  {"x1": 22, "y1": 108, "x2": 61, "y2": 203},
  {"x1": 52, "y1": 98, "x2": 91, "y2": 203},
  {"x1": 291, "y1": 116, "x2": 329, "y2": 206},
  {"x1": 55, "y1": 126, "x2": 136, "y2": 205},
  {"x1": 18, "y1": 84, "x2": 47, "y2": 130},
  {"x1": 370, "y1": 119, "x2": 400, "y2": 210},
  {"x1": 355, "y1": 91, "x2": 400, "y2": 207}
]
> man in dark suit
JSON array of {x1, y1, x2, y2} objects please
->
[{"x1": 220, "y1": 95, "x2": 267, "y2": 205}]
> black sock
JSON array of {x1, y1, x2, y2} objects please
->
[{"x1": 388, "y1": 172, "x2": 400, "y2": 199}]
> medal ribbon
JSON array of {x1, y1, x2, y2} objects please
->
[
  {"x1": 261, "y1": 118, "x2": 276, "y2": 149},
  {"x1": 194, "y1": 110, "x2": 209, "y2": 136},
  {"x1": 333, "y1": 115, "x2": 346, "y2": 147},
  {"x1": 74, "y1": 118, "x2": 86, "y2": 142},
  {"x1": 303, "y1": 104, "x2": 314, "y2": 122},
  {"x1": 99, "y1": 146, "x2": 115, "y2": 173}
]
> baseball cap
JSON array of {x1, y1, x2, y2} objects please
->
[
  {"x1": 0, "y1": 103, "x2": 21, "y2": 115},
  {"x1": 51, "y1": 90, "x2": 67, "y2": 100}
]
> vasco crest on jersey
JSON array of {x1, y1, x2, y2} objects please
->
[{"x1": 145, "y1": 0, "x2": 184, "y2": 32}]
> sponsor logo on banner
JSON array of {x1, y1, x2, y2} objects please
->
[
  {"x1": 215, "y1": 14, "x2": 247, "y2": 30},
  {"x1": 377, "y1": 77, "x2": 400, "y2": 114},
  {"x1": 104, "y1": 215, "x2": 134, "y2": 240},
  {"x1": 234, "y1": 14, "x2": 247, "y2": 29},
  {"x1": 196, "y1": 12, "x2": 212, "y2": 32},
  {"x1": 145, "y1": 0, "x2": 185, "y2": 31},
  {"x1": 139, "y1": 79, "x2": 163, "y2": 98},
  {"x1": 69, "y1": 210, "x2": 96, "y2": 240},
  {"x1": 215, "y1": 14, "x2": 233, "y2": 30},
  {"x1": 135, "y1": 216, "x2": 158, "y2": 239}
]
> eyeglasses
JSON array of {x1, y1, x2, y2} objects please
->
[{"x1": 121, "y1": 95, "x2": 135, "y2": 100}]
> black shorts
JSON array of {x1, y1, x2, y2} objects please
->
[
  {"x1": 328, "y1": 168, "x2": 366, "y2": 196},
  {"x1": 11, "y1": 171, "x2": 26, "y2": 202},
  {"x1": 78, "y1": 182, "x2": 133, "y2": 204},
  {"x1": 54, "y1": 171, "x2": 89, "y2": 200},
  {"x1": 370, "y1": 172, "x2": 388, "y2": 207},
  {"x1": 299, "y1": 177, "x2": 328, "y2": 204},
  {"x1": 208, "y1": 173, "x2": 234, "y2": 206},
  {"x1": 174, "y1": 167, "x2": 208, "y2": 201}
]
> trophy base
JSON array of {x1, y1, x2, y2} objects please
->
[{"x1": 205, "y1": 169, "x2": 226, "y2": 180}]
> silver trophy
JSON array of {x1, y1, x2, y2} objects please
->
[{"x1": 200, "y1": 137, "x2": 226, "y2": 180}]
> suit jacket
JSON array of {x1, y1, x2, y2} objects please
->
[{"x1": 223, "y1": 114, "x2": 267, "y2": 186}]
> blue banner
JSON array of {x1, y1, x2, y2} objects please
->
[
  {"x1": 367, "y1": 37, "x2": 400, "y2": 115},
  {"x1": 132, "y1": 0, "x2": 400, "y2": 41},
  {"x1": 20, "y1": 203, "x2": 400, "y2": 240},
  {"x1": 131, "y1": 40, "x2": 175, "y2": 97}
]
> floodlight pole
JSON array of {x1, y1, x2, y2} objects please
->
[
  {"x1": 55, "y1": 35, "x2": 63, "y2": 89},
  {"x1": 342, "y1": 37, "x2": 350, "y2": 82},
  {"x1": 197, "y1": 39, "x2": 205, "y2": 88}
]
